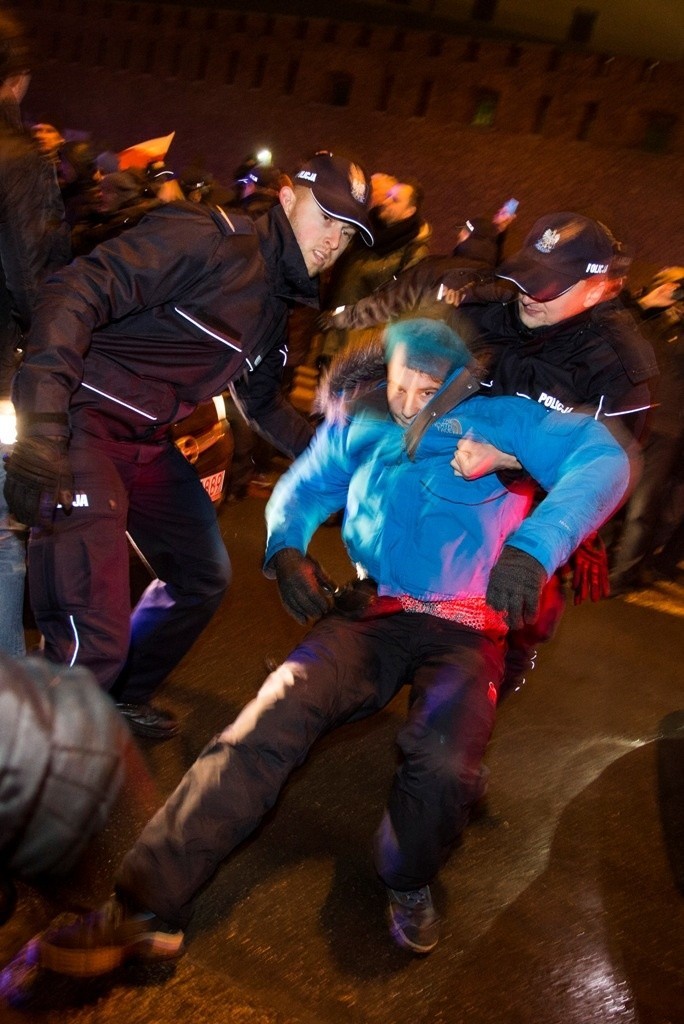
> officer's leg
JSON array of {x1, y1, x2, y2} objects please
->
[
  {"x1": 113, "y1": 443, "x2": 231, "y2": 704},
  {"x1": 374, "y1": 618, "x2": 504, "y2": 891},
  {"x1": 116, "y1": 614, "x2": 408, "y2": 927},
  {"x1": 26, "y1": 445, "x2": 131, "y2": 690},
  {"x1": 610, "y1": 429, "x2": 680, "y2": 590}
]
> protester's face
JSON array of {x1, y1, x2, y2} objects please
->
[
  {"x1": 517, "y1": 277, "x2": 609, "y2": 328},
  {"x1": 280, "y1": 186, "x2": 357, "y2": 277},
  {"x1": 370, "y1": 172, "x2": 397, "y2": 209},
  {"x1": 386, "y1": 351, "x2": 443, "y2": 426},
  {"x1": 32, "y1": 123, "x2": 63, "y2": 154},
  {"x1": 96, "y1": 180, "x2": 119, "y2": 213},
  {"x1": 377, "y1": 183, "x2": 417, "y2": 226}
]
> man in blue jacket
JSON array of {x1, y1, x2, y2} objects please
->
[
  {"x1": 38, "y1": 318, "x2": 630, "y2": 971},
  {"x1": 318, "y1": 213, "x2": 657, "y2": 694},
  {"x1": 3, "y1": 150, "x2": 373, "y2": 738}
]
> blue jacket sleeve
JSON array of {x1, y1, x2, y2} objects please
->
[
  {"x1": 477, "y1": 400, "x2": 632, "y2": 573},
  {"x1": 263, "y1": 421, "x2": 355, "y2": 574}
]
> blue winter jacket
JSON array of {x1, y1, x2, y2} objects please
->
[{"x1": 264, "y1": 372, "x2": 631, "y2": 602}]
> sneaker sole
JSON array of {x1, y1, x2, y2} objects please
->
[
  {"x1": 388, "y1": 922, "x2": 439, "y2": 955},
  {"x1": 388, "y1": 907, "x2": 439, "y2": 955},
  {"x1": 39, "y1": 931, "x2": 185, "y2": 977}
]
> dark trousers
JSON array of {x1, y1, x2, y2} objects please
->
[
  {"x1": 27, "y1": 435, "x2": 231, "y2": 701},
  {"x1": 116, "y1": 612, "x2": 504, "y2": 927},
  {"x1": 611, "y1": 426, "x2": 684, "y2": 584}
]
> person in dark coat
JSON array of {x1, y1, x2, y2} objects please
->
[
  {"x1": 4, "y1": 151, "x2": 373, "y2": 739},
  {"x1": 609, "y1": 268, "x2": 684, "y2": 591},
  {"x1": 0, "y1": 10, "x2": 70, "y2": 658}
]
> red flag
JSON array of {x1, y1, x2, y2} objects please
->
[{"x1": 118, "y1": 132, "x2": 175, "y2": 171}]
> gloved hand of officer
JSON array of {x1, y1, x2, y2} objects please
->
[
  {"x1": 486, "y1": 544, "x2": 547, "y2": 631},
  {"x1": 268, "y1": 547, "x2": 336, "y2": 624},
  {"x1": 570, "y1": 531, "x2": 610, "y2": 605},
  {"x1": 3, "y1": 436, "x2": 74, "y2": 527}
]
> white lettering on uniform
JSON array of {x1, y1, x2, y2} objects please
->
[
  {"x1": 538, "y1": 392, "x2": 574, "y2": 414},
  {"x1": 436, "y1": 282, "x2": 462, "y2": 306},
  {"x1": 296, "y1": 170, "x2": 317, "y2": 182},
  {"x1": 585, "y1": 262, "x2": 609, "y2": 274},
  {"x1": 57, "y1": 492, "x2": 89, "y2": 509}
]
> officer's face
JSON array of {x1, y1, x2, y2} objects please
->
[
  {"x1": 517, "y1": 277, "x2": 609, "y2": 328},
  {"x1": 386, "y1": 350, "x2": 443, "y2": 427},
  {"x1": 280, "y1": 186, "x2": 357, "y2": 277}
]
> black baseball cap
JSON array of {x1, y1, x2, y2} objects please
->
[
  {"x1": 496, "y1": 212, "x2": 618, "y2": 301},
  {"x1": 292, "y1": 151, "x2": 374, "y2": 246}
]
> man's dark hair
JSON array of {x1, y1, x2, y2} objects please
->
[{"x1": 0, "y1": 10, "x2": 29, "y2": 85}]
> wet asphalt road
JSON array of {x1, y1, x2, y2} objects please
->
[{"x1": 1, "y1": 495, "x2": 683, "y2": 1024}]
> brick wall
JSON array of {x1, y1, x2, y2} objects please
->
[{"x1": 20, "y1": 0, "x2": 684, "y2": 281}]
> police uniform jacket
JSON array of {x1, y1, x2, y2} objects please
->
[
  {"x1": 458, "y1": 298, "x2": 658, "y2": 439},
  {"x1": 12, "y1": 200, "x2": 317, "y2": 457}
]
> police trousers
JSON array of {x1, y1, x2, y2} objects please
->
[
  {"x1": 26, "y1": 435, "x2": 231, "y2": 701},
  {"x1": 116, "y1": 611, "x2": 504, "y2": 927}
]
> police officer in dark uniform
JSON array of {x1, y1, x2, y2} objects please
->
[{"x1": 4, "y1": 151, "x2": 374, "y2": 738}]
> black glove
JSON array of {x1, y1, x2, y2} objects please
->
[
  {"x1": 570, "y1": 532, "x2": 610, "y2": 605},
  {"x1": 486, "y1": 545, "x2": 547, "y2": 631},
  {"x1": 269, "y1": 547, "x2": 336, "y2": 624},
  {"x1": 3, "y1": 437, "x2": 74, "y2": 527}
]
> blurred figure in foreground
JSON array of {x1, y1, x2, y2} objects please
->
[{"x1": 0, "y1": 653, "x2": 131, "y2": 927}]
